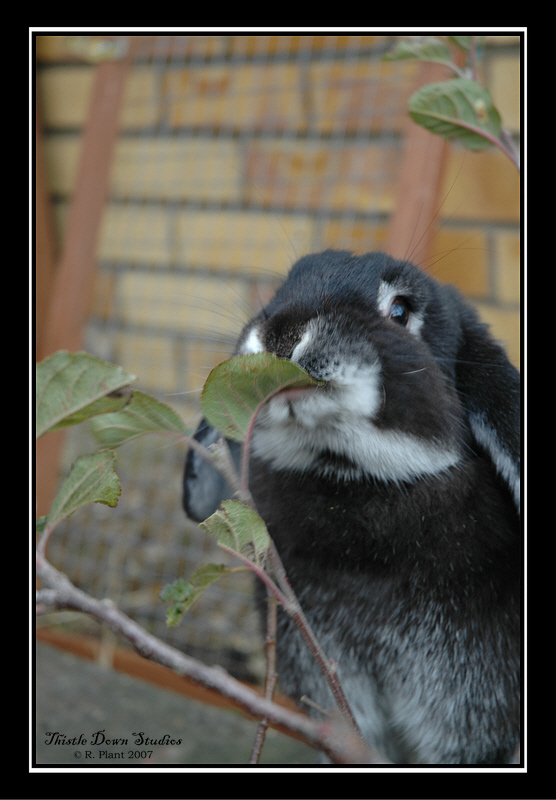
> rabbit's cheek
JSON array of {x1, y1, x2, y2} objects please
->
[{"x1": 252, "y1": 363, "x2": 461, "y2": 483}]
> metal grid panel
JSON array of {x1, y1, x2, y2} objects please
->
[{"x1": 42, "y1": 34, "x2": 419, "y2": 679}]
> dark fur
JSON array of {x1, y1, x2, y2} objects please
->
[{"x1": 183, "y1": 250, "x2": 521, "y2": 764}]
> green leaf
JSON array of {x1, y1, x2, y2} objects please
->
[
  {"x1": 90, "y1": 390, "x2": 190, "y2": 448},
  {"x1": 36, "y1": 516, "x2": 47, "y2": 536},
  {"x1": 408, "y1": 78, "x2": 502, "y2": 151},
  {"x1": 201, "y1": 352, "x2": 322, "y2": 442},
  {"x1": 201, "y1": 499, "x2": 270, "y2": 566},
  {"x1": 36, "y1": 351, "x2": 136, "y2": 439},
  {"x1": 161, "y1": 564, "x2": 232, "y2": 626},
  {"x1": 44, "y1": 451, "x2": 121, "y2": 531},
  {"x1": 384, "y1": 36, "x2": 453, "y2": 67}
]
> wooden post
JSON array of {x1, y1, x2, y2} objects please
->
[
  {"x1": 35, "y1": 99, "x2": 58, "y2": 361},
  {"x1": 36, "y1": 37, "x2": 136, "y2": 516},
  {"x1": 385, "y1": 61, "x2": 453, "y2": 265}
]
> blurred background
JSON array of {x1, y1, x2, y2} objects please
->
[{"x1": 35, "y1": 32, "x2": 520, "y2": 758}]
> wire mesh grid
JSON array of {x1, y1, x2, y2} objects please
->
[{"x1": 41, "y1": 34, "x2": 421, "y2": 681}]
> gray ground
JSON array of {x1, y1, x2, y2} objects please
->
[{"x1": 35, "y1": 642, "x2": 317, "y2": 767}]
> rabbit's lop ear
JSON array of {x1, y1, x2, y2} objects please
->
[
  {"x1": 452, "y1": 292, "x2": 521, "y2": 513},
  {"x1": 183, "y1": 418, "x2": 241, "y2": 522}
]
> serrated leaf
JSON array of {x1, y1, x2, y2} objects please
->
[
  {"x1": 44, "y1": 451, "x2": 121, "y2": 532},
  {"x1": 384, "y1": 36, "x2": 453, "y2": 66},
  {"x1": 201, "y1": 352, "x2": 322, "y2": 442},
  {"x1": 90, "y1": 390, "x2": 190, "y2": 447},
  {"x1": 408, "y1": 78, "x2": 502, "y2": 151},
  {"x1": 36, "y1": 351, "x2": 136, "y2": 439},
  {"x1": 200, "y1": 499, "x2": 270, "y2": 566},
  {"x1": 161, "y1": 564, "x2": 232, "y2": 626}
]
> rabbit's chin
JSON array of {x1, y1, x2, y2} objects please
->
[{"x1": 251, "y1": 373, "x2": 462, "y2": 484}]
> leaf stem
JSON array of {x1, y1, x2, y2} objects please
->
[
  {"x1": 220, "y1": 538, "x2": 364, "y2": 737},
  {"x1": 265, "y1": 542, "x2": 363, "y2": 736}
]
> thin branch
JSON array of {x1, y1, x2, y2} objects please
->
[
  {"x1": 36, "y1": 551, "x2": 389, "y2": 764},
  {"x1": 266, "y1": 542, "x2": 363, "y2": 736},
  {"x1": 190, "y1": 428, "x2": 365, "y2": 740},
  {"x1": 35, "y1": 381, "x2": 369, "y2": 758},
  {"x1": 217, "y1": 543, "x2": 290, "y2": 609},
  {"x1": 248, "y1": 590, "x2": 278, "y2": 763},
  {"x1": 208, "y1": 437, "x2": 242, "y2": 493}
]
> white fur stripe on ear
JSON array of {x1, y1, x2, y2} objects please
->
[{"x1": 470, "y1": 412, "x2": 521, "y2": 514}]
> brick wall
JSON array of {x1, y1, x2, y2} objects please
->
[
  {"x1": 37, "y1": 34, "x2": 520, "y2": 388},
  {"x1": 36, "y1": 33, "x2": 521, "y2": 672}
]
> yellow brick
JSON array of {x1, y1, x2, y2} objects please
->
[
  {"x1": 46, "y1": 132, "x2": 242, "y2": 202},
  {"x1": 147, "y1": 34, "x2": 228, "y2": 61},
  {"x1": 319, "y1": 219, "x2": 389, "y2": 255},
  {"x1": 37, "y1": 66, "x2": 94, "y2": 128},
  {"x1": 37, "y1": 34, "x2": 229, "y2": 64},
  {"x1": 489, "y1": 55, "x2": 521, "y2": 134},
  {"x1": 119, "y1": 67, "x2": 164, "y2": 129},
  {"x1": 308, "y1": 59, "x2": 418, "y2": 135},
  {"x1": 426, "y1": 228, "x2": 489, "y2": 297},
  {"x1": 182, "y1": 338, "x2": 235, "y2": 396},
  {"x1": 441, "y1": 148, "x2": 520, "y2": 223},
  {"x1": 243, "y1": 140, "x2": 398, "y2": 213},
  {"x1": 43, "y1": 135, "x2": 81, "y2": 195},
  {"x1": 173, "y1": 210, "x2": 315, "y2": 273},
  {"x1": 98, "y1": 205, "x2": 174, "y2": 265},
  {"x1": 45, "y1": 133, "x2": 243, "y2": 213},
  {"x1": 98, "y1": 205, "x2": 315, "y2": 272},
  {"x1": 114, "y1": 272, "x2": 249, "y2": 339},
  {"x1": 484, "y1": 35, "x2": 522, "y2": 46},
  {"x1": 106, "y1": 330, "x2": 215, "y2": 425},
  {"x1": 110, "y1": 137, "x2": 241, "y2": 203},
  {"x1": 474, "y1": 303, "x2": 520, "y2": 369},
  {"x1": 493, "y1": 231, "x2": 521, "y2": 304},
  {"x1": 161, "y1": 63, "x2": 304, "y2": 132},
  {"x1": 319, "y1": 223, "x2": 490, "y2": 299},
  {"x1": 228, "y1": 33, "x2": 380, "y2": 57},
  {"x1": 113, "y1": 331, "x2": 180, "y2": 394}
]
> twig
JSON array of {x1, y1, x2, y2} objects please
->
[
  {"x1": 266, "y1": 542, "x2": 363, "y2": 736},
  {"x1": 248, "y1": 590, "x2": 278, "y2": 764},
  {"x1": 36, "y1": 422, "x2": 368, "y2": 757},
  {"x1": 208, "y1": 437, "x2": 241, "y2": 493},
  {"x1": 189, "y1": 429, "x2": 365, "y2": 740},
  {"x1": 203, "y1": 435, "x2": 364, "y2": 738},
  {"x1": 36, "y1": 551, "x2": 389, "y2": 764}
]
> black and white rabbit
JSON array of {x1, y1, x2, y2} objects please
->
[{"x1": 183, "y1": 249, "x2": 521, "y2": 765}]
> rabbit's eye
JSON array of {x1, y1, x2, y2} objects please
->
[{"x1": 388, "y1": 297, "x2": 410, "y2": 326}]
